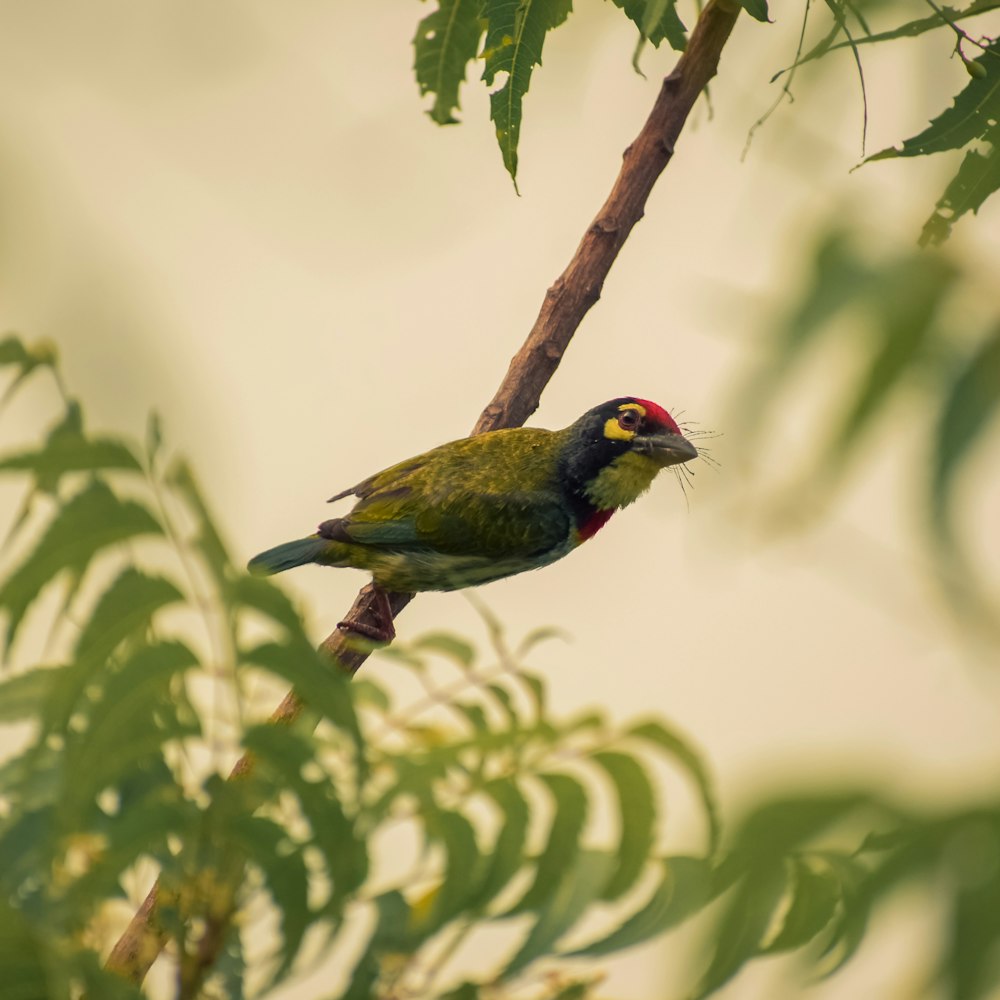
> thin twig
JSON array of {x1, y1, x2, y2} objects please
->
[{"x1": 105, "y1": 0, "x2": 742, "y2": 985}]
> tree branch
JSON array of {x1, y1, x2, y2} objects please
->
[{"x1": 105, "y1": 0, "x2": 740, "y2": 984}]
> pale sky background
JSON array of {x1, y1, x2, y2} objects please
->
[{"x1": 1, "y1": 2, "x2": 999, "y2": 998}]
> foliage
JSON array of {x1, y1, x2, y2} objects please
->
[
  {"x1": 411, "y1": 0, "x2": 1000, "y2": 236},
  {"x1": 734, "y1": 232, "x2": 1000, "y2": 633},
  {"x1": 2, "y1": 330, "x2": 999, "y2": 1000}
]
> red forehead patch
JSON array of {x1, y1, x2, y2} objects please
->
[{"x1": 632, "y1": 398, "x2": 679, "y2": 433}]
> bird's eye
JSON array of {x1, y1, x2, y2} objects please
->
[{"x1": 617, "y1": 410, "x2": 641, "y2": 432}]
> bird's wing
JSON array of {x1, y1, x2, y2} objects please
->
[{"x1": 333, "y1": 487, "x2": 572, "y2": 560}]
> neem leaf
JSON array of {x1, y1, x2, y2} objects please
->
[
  {"x1": 504, "y1": 772, "x2": 588, "y2": 915},
  {"x1": 166, "y1": 458, "x2": 233, "y2": 582},
  {"x1": 481, "y1": 0, "x2": 573, "y2": 185},
  {"x1": 468, "y1": 778, "x2": 531, "y2": 910},
  {"x1": 0, "y1": 480, "x2": 163, "y2": 654},
  {"x1": 414, "y1": 0, "x2": 484, "y2": 125},
  {"x1": 611, "y1": 0, "x2": 687, "y2": 58},
  {"x1": 737, "y1": 0, "x2": 769, "y2": 22},
  {"x1": 762, "y1": 857, "x2": 842, "y2": 953},
  {"x1": 931, "y1": 323, "x2": 1000, "y2": 536},
  {"x1": 0, "y1": 665, "x2": 69, "y2": 723},
  {"x1": 626, "y1": 719, "x2": 720, "y2": 856},
  {"x1": 502, "y1": 849, "x2": 617, "y2": 977},
  {"x1": 590, "y1": 751, "x2": 657, "y2": 901},
  {"x1": 920, "y1": 143, "x2": 1000, "y2": 246},
  {"x1": 74, "y1": 567, "x2": 183, "y2": 662},
  {"x1": 0, "y1": 402, "x2": 141, "y2": 494},
  {"x1": 0, "y1": 896, "x2": 54, "y2": 1000},
  {"x1": 867, "y1": 38, "x2": 1000, "y2": 160},
  {"x1": 565, "y1": 854, "x2": 713, "y2": 957}
]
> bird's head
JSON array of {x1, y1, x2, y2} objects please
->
[{"x1": 560, "y1": 397, "x2": 698, "y2": 511}]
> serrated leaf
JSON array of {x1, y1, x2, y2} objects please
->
[
  {"x1": 590, "y1": 751, "x2": 656, "y2": 901},
  {"x1": 0, "y1": 480, "x2": 163, "y2": 654},
  {"x1": 920, "y1": 142, "x2": 1000, "y2": 246},
  {"x1": 626, "y1": 719, "x2": 720, "y2": 856},
  {"x1": 481, "y1": 0, "x2": 573, "y2": 184},
  {"x1": 0, "y1": 665, "x2": 68, "y2": 723},
  {"x1": 505, "y1": 772, "x2": 588, "y2": 915},
  {"x1": 931, "y1": 323, "x2": 1000, "y2": 537},
  {"x1": 242, "y1": 724, "x2": 366, "y2": 909},
  {"x1": 166, "y1": 458, "x2": 232, "y2": 582},
  {"x1": 414, "y1": 0, "x2": 484, "y2": 124},
  {"x1": 412, "y1": 801, "x2": 482, "y2": 932},
  {"x1": 868, "y1": 38, "x2": 1000, "y2": 160},
  {"x1": 692, "y1": 863, "x2": 788, "y2": 998},
  {"x1": 74, "y1": 567, "x2": 183, "y2": 661},
  {"x1": 469, "y1": 778, "x2": 530, "y2": 909},
  {"x1": 503, "y1": 849, "x2": 617, "y2": 977},
  {"x1": 617, "y1": 0, "x2": 687, "y2": 70},
  {"x1": 0, "y1": 404, "x2": 141, "y2": 495},
  {"x1": 566, "y1": 855, "x2": 713, "y2": 957},
  {"x1": 762, "y1": 857, "x2": 842, "y2": 953}
]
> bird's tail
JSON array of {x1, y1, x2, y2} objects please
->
[{"x1": 248, "y1": 536, "x2": 330, "y2": 576}]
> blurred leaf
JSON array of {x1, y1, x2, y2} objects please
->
[
  {"x1": 414, "y1": 0, "x2": 484, "y2": 124},
  {"x1": 762, "y1": 857, "x2": 841, "y2": 953},
  {"x1": 229, "y1": 573, "x2": 303, "y2": 633},
  {"x1": 0, "y1": 402, "x2": 141, "y2": 494},
  {"x1": 867, "y1": 38, "x2": 1000, "y2": 160},
  {"x1": 412, "y1": 630, "x2": 476, "y2": 668},
  {"x1": 242, "y1": 724, "x2": 366, "y2": 910},
  {"x1": 167, "y1": 458, "x2": 233, "y2": 582},
  {"x1": 339, "y1": 891, "x2": 411, "y2": 998},
  {"x1": 469, "y1": 778, "x2": 531, "y2": 910},
  {"x1": 505, "y1": 772, "x2": 589, "y2": 915},
  {"x1": 74, "y1": 567, "x2": 183, "y2": 661},
  {"x1": 590, "y1": 750, "x2": 656, "y2": 901},
  {"x1": 503, "y1": 849, "x2": 617, "y2": 977},
  {"x1": 566, "y1": 855, "x2": 713, "y2": 958},
  {"x1": 931, "y1": 323, "x2": 1000, "y2": 540},
  {"x1": 481, "y1": 0, "x2": 573, "y2": 185},
  {"x1": 692, "y1": 863, "x2": 788, "y2": 998},
  {"x1": 0, "y1": 891, "x2": 50, "y2": 998},
  {"x1": 0, "y1": 665, "x2": 68, "y2": 723},
  {"x1": 627, "y1": 719, "x2": 720, "y2": 856},
  {"x1": 0, "y1": 480, "x2": 163, "y2": 654}
]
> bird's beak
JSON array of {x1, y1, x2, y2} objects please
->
[{"x1": 637, "y1": 431, "x2": 698, "y2": 467}]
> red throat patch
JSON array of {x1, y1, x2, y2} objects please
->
[{"x1": 578, "y1": 508, "x2": 614, "y2": 542}]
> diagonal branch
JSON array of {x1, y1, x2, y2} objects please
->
[{"x1": 105, "y1": 0, "x2": 741, "y2": 985}]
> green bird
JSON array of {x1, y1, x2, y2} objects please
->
[{"x1": 249, "y1": 397, "x2": 697, "y2": 639}]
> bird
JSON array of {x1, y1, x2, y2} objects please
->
[{"x1": 248, "y1": 397, "x2": 697, "y2": 640}]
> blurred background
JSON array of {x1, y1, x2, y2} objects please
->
[{"x1": 1, "y1": 1, "x2": 999, "y2": 996}]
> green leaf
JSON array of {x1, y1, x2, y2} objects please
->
[
  {"x1": 0, "y1": 480, "x2": 163, "y2": 654},
  {"x1": 412, "y1": 801, "x2": 482, "y2": 932},
  {"x1": 0, "y1": 402, "x2": 141, "y2": 493},
  {"x1": 920, "y1": 143, "x2": 1000, "y2": 246},
  {"x1": 166, "y1": 458, "x2": 233, "y2": 582},
  {"x1": 74, "y1": 567, "x2": 183, "y2": 661},
  {"x1": 626, "y1": 719, "x2": 720, "y2": 856},
  {"x1": 692, "y1": 863, "x2": 789, "y2": 998},
  {"x1": 565, "y1": 855, "x2": 713, "y2": 957},
  {"x1": 737, "y1": 0, "x2": 769, "y2": 21},
  {"x1": 229, "y1": 573, "x2": 303, "y2": 633},
  {"x1": 469, "y1": 778, "x2": 531, "y2": 909},
  {"x1": 412, "y1": 630, "x2": 476, "y2": 668},
  {"x1": 503, "y1": 849, "x2": 617, "y2": 977},
  {"x1": 0, "y1": 665, "x2": 68, "y2": 723},
  {"x1": 867, "y1": 38, "x2": 1000, "y2": 160},
  {"x1": 762, "y1": 857, "x2": 842, "y2": 953},
  {"x1": 504, "y1": 772, "x2": 588, "y2": 915},
  {"x1": 0, "y1": 894, "x2": 50, "y2": 999},
  {"x1": 481, "y1": 0, "x2": 573, "y2": 185},
  {"x1": 931, "y1": 324, "x2": 1000, "y2": 536},
  {"x1": 414, "y1": 0, "x2": 484, "y2": 124},
  {"x1": 590, "y1": 751, "x2": 656, "y2": 901},
  {"x1": 611, "y1": 0, "x2": 687, "y2": 56}
]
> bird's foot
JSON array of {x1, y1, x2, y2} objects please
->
[{"x1": 337, "y1": 584, "x2": 396, "y2": 643}]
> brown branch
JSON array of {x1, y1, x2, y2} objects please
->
[{"x1": 105, "y1": 0, "x2": 740, "y2": 986}]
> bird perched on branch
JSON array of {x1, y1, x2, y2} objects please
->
[{"x1": 249, "y1": 397, "x2": 697, "y2": 640}]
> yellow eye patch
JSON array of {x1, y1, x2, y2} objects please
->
[{"x1": 603, "y1": 402, "x2": 647, "y2": 441}]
